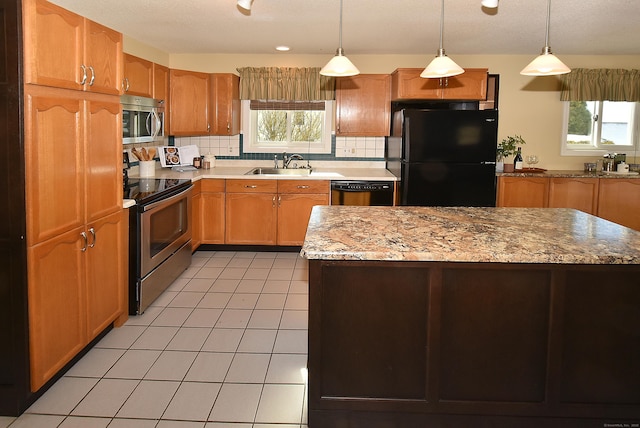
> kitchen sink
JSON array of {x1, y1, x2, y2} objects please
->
[{"x1": 245, "y1": 167, "x2": 313, "y2": 176}]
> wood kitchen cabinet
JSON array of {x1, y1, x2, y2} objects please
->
[
  {"x1": 336, "y1": 74, "x2": 391, "y2": 136},
  {"x1": 23, "y1": 0, "x2": 123, "y2": 95},
  {"x1": 497, "y1": 176, "x2": 549, "y2": 208},
  {"x1": 24, "y1": 84, "x2": 124, "y2": 390},
  {"x1": 226, "y1": 180, "x2": 278, "y2": 245},
  {"x1": 597, "y1": 179, "x2": 640, "y2": 231},
  {"x1": 548, "y1": 177, "x2": 599, "y2": 214},
  {"x1": 169, "y1": 68, "x2": 210, "y2": 136},
  {"x1": 154, "y1": 63, "x2": 171, "y2": 134},
  {"x1": 391, "y1": 68, "x2": 488, "y2": 101},
  {"x1": 224, "y1": 179, "x2": 329, "y2": 246},
  {"x1": 200, "y1": 179, "x2": 226, "y2": 245},
  {"x1": 277, "y1": 180, "x2": 330, "y2": 245},
  {"x1": 122, "y1": 53, "x2": 153, "y2": 97},
  {"x1": 210, "y1": 73, "x2": 240, "y2": 135}
]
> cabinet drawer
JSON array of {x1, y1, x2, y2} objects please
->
[
  {"x1": 278, "y1": 180, "x2": 330, "y2": 194},
  {"x1": 226, "y1": 179, "x2": 277, "y2": 193},
  {"x1": 200, "y1": 179, "x2": 225, "y2": 192}
]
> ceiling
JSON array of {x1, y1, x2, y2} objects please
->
[{"x1": 48, "y1": 0, "x2": 640, "y2": 57}]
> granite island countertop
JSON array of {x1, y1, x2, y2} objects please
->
[
  {"x1": 498, "y1": 169, "x2": 640, "y2": 179},
  {"x1": 300, "y1": 206, "x2": 640, "y2": 264}
]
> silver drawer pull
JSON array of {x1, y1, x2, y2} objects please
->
[
  {"x1": 80, "y1": 232, "x2": 88, "y2": 252},
  {"x1": 297, "y1": 185, "x2": 310, "y2": 189},
  {"x1": 245, "y1": 185, "x2": 258, "y2": 189}
]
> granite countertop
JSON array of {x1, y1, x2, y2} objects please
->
[
  {"x1": 301, "y1": 206, "x2": 640, "y2": 264},
  {"x1": 498, "y1": 169, "x2": 640, "y2": 179}
]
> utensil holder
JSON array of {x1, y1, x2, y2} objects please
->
[{"x1": 139, "y1": 160, "x2": 156, "y2": 177}]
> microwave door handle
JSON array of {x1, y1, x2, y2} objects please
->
[
  {"x1": 150, "y1": 109, "x2": 161, "y2": 138},
  {"x1": 146, "y1": 111, "x2": 153, "y2": 136}
]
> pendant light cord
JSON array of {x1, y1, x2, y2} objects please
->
[
  {"x1": 338, "y1": 0, "x2": 344, "y2": 50},
  {"x1": 544, "y1": 0, "x2": 551, "y2": 48},
  {"x1": 438, "y1": 0, "x2": 445, "y2": 51}
]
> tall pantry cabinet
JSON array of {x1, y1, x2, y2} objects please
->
[{"x1": 3, "y1": 0, "x2": 127, "y2": 410}]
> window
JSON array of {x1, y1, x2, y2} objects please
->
[
  {"x1": 242, "y1": 100, "x2": 333, "y2": 154},
  {"x1": 562, "y1": 100, "x2": 640, "y2": 155}
]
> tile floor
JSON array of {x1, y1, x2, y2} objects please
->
[{"x1": 2, "y1": 251, "x2": 309, "y2": 428}]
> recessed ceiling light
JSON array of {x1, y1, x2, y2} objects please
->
[{"x1": 275, "y1": 46, "x2": 291, "y2": 52}]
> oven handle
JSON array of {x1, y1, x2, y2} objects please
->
[{"x1": 142, "y1": 185, "x2": 192, "y2": 212}]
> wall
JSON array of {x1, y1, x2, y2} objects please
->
[{"x1": 125, "y1": 39, "x2": 640, "y2": 169}]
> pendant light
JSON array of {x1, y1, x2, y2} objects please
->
[
  {"x1": 421, "y1": 0, "x2": 464, "y2": 79},
  {"x1": 320, "y1": 0, "x2": 360, "y2": 77},
  {"x1": 481, "y1": 0, "x2": 498, "y2": 8},
  {"x1": 520, "y1": 0, "x2": 570, "y2": 76},
  {"x1": 237, "y1": 0, "x2": 252, "y2": 10}
]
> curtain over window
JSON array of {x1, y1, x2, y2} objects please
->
[
  {"x1": 236, "y1": 67, "x2": 335, "y2": 101},
  {"x1": 560, "y1": 68, "x2": 640, "y2": 102}
]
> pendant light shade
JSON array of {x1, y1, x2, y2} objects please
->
[
  {"x1": 320, "y1": 0, "x2": 359, "y2": 77},
  {"x1": 481, "y1": 0, "x2": 499, "y2": 8},
  {"x1": 520, "y1": 0, "x2": 570, "y2": 76},
  {"x1": 421, "y1": 0, "x2": 464, "y2": 79},
  {"x1": 237, "y1": 0, "x2": 252, "y2": 10}
]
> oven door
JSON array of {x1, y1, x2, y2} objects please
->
[{"x1": 140, "y1": 186, "x2": 192, "y2": 277}]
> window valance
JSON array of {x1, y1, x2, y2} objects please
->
[
  {"x1": 560, "y1": 68, "x2": 640, "y2": 102},
  {"x1": 236, "y1": 67, "x2": 335, "y2": 101}
]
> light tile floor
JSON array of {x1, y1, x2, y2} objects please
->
[{"x1": 4, "y1": 251, "x2": 309, "y2": 428}]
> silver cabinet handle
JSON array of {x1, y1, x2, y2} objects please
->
[
  {"x1": 227, "y1": 122, "x2": 230, "y2": 132},
  {"x1": 88, "y1": 227, "x2": 96, "y2": 248},
  {"x1": 244, "y1": 185, "x2": 258, "y2": 189},
  {"x1": 80, "y1": 65, "x2": 87, "y2": 85},
  {"x1": 88, "y1": 66, "x2": 95, "y2": 86},
  {"x1": 277, "y1": 195, "x2": 281, "y2": 207},
  {"x1": 80, "y1": 231, "x2": 88, "y2": 252},
  {"x1": 273, "y1": 196, "x2": 277, "y2": 208},
  {"x1": 122, "y1": 77, "x2": 130, "y2": 92},
  {"x1": 297, "y1": 185, "x2": 310, "y2": 189}
]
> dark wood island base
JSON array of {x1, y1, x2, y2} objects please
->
[
  {"x1": 302, "y1": 206, "x2": 640, "y2": 428},
  {"x1": 308, "y1": 260, "x2": 640, "y2": 428}
]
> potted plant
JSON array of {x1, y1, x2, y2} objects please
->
[{"x1": 497, "y1": 135, "x2": 526, "y2": 172}]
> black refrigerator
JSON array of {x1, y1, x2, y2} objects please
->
[{"x1": 386, "y1": 108, "x2": 498, "y2": 207}]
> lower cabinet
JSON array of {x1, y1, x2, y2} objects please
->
[
  {"x1": 497, "y1": 177, "x2": 549, "y2": 208},
  {"x1": 226, "y1": 180, "x2": 278, "y2": 245},
  {"x1": 277, "y1": 180, "x2": 330, "y2": 246},
  {"x1": 597, "y1": 179, "x2": 640, "y2": 231},
  {"x1": 27, "y1": 210, "x2": 126, "y2": 391},
  {"x1": 200, "y1": 179, "x2": 226, "y2": 244},
  {"x1": 498, "y1": 176, "x2": 640, "y2": 231},
  {"x1": 222, "y1": 179, "x2": 330, "y2": 246}
]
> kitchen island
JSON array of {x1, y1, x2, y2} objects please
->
[{"x1": 301, "y1": 206, "x2": 640, "y2": 428}]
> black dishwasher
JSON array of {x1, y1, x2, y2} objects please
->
[{"x1": 330, "y1": 181, "x2": 394, "y2": 206}]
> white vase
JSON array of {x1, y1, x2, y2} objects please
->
[{"x1": 496, "y1": 160, "x2": 504, "y2": 173}]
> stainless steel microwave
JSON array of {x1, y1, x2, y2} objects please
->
[{"x1": 121, "y1": 95, "x2": 165, "y2": 144}]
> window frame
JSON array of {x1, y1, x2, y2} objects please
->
[
  {"x1": 561, "y1": 100, "x2": 640, "y2": 156},
  {"x1": 241, "y1": 100, "x2": 334, "y2": 154}
]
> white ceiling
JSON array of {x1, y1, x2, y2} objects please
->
[{"x1": 48, "y1": 0, "x2": 640, "y2": 57}]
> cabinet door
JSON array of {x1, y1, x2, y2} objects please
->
[
  {"x1": 440, "y1": 68, "x2": 488, "y2": 100},
  {"x1": 597, "y1": 179, "x2": 640, "y2": 231},
  {"x1": 277, "y1": 193, "x2": 329, "y2": 246},
  {"x1": 548, "y1": 178, "x2": 599, "y2": 215},
  {"x1": 23, "y1": 0, "x2": 85, "y2": 91},
  {"x1": 24, "y1": 86, "x2": 84, "y2": 245},
  {"x1": 153, "y1": 63, "x2": 170, "y2": 101},
  {"x1": 123, "y1": 53, "x2": 153, "y2": 97},
  {"x1": 27, "y1": 227, "x2": 86, "y2": 391},
  {"x1": 170, "y1": 69, "x2": 210, "y2": 136},
  {"x1": 202, "y1": 193, "x2": 226, "y2": 244},
  {"x1": 226, "y1": 193, "x2": 277, "y2": 245},
  {"x1": 210, "y1": 73, "x2": 240, "y2": 135},
  {"x1": 85, "y1": 94, "x2": 122, "y2": 223},
  {"x1": 86, "y1": 211, "x2": 125, "y2": 340},
  {"x1": 84, "y1": 20, "x2": 122, "y2": 95},
  {"x1": 336, "y1": 74, "x2": 390, "y2": 137},
  {"x1": 391, "y1": 68, "x2": 441, "y2": 100},
  {"x1": 497, "y1": 177, "x2": 549, "y2": 208}
]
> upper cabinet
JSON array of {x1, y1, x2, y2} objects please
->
[
  {"x1": 23, "y1": 0, "x2": 122, "y2": 95},
  {"x1": 122, "y1": 53, "x2": 153, "y2": 97},
  {"x1": 153, "y1": 63, "x2": 170, "y2": 103},
  {"x1": 210, "y1": 73, "x2": 240, "y2": 135},
  {"x1": 391, "y1": 68, "x2": 488, "y2": 101},
  {"x1": 169, "y1": 69, "x2": 210, "y2": 136},
  {"x1": 170, "y1": 71, "x2": 240, "y2": 136},
  {"x1": 336, "y1": 74, "x2": 391, "y2": 137}
]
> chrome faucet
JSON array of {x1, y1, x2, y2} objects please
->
[{"x1": 284, "y1": 153, "x2": 304, "y2": 169}]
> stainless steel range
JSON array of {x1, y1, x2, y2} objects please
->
[{"x1": 125, "y1": 177, "x2": 192, "y2": 315}]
